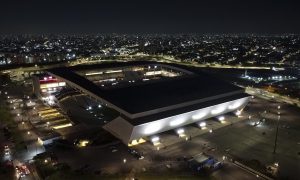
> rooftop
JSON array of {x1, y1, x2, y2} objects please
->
[{"x1": 48, "y1": 61, "x2": 244, "y2": 116}]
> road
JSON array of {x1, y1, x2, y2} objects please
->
[{"x1": 1, "y1": 82, "x2": 44, "y2": 180}]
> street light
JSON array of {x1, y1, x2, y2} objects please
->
[{"x1": 273, "y1": 114, "x2": 280, "y2": 154}]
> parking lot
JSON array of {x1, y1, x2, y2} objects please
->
[
  {"x1": 2, "y1": 76, "x2": 300, "y2": 179},
  {"x1": 46, "y1": 95, "x2": 300, "y2": 179},
  {"x1": 58, "y1": 94, "x2": 119, "y2": 126}
]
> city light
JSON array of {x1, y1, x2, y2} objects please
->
[{"x1": 1, "y1": 20, "x2": 299, "y2": 179}]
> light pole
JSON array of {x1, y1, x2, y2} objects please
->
[{"x1": 273, "y1": 106, "x2": 281, "y2": 154}]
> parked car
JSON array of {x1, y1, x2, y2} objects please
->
[{"x1": 128, "y1": 149, "x2": 144, "y2": 160}]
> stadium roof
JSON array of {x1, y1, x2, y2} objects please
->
[{"x1": 48, "y1": 62, "x2": 245, "y2": 116}]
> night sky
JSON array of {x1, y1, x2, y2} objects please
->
[{"x1": 0, "y1": 0, "x2": 299, "y2": 34}]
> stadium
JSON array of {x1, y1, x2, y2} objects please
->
[{"x1": 43, "y1": 62, "x2": 250, "y2": 146}]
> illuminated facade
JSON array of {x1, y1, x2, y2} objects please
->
[
  {"x1": 32, "y1": 74, "x2": 66, "y2": 105},
  {"x1": 103, "y1": 95, "x2": 249, "y2": 145}
]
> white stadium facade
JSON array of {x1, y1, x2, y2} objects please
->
[{"x1": 47, "y1": 61, "x2": 250, "y2": 146}]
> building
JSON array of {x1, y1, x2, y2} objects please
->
[
  {"x1": 32, "y1": 74, "x2": 66, "y2": 105},
  {"x1": 188, "y1": 153, "x2": 222, "y2": 172},
  {"x1": 47, "y1": 62, "x2": 250, "y2": 145},
  {"x1": 37, "y1": 131, "x2": 61, "y2": 146}
]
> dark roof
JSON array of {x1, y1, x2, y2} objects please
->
[{"x1": 48, "y1": 62, "x2": 244, "y2": 115}]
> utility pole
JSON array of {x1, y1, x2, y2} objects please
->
[{"x1": 273, "y1": 106, "x2": 281, "y2": 154}]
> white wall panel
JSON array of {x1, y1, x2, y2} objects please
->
[{"x1": 129, "y1": 96, "x2": 250, "y2": 142}]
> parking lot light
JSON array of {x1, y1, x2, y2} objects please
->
[
  {"x1": 218, "y1": 116, "x2": 225, "y2": 121},
  {"x1": 176, "y1": 128, "x2": 184, "y2": 135},
  {"x1": 222, "y1": 156, "x2": 226, "y2": 161},
  {"x1": 151, "y1": 136, "x2": 159, "y2": 142},
  {"x1": 199, "y1": 122, "x2": 206, "y2": 127},
  {"x1": 151, "y1": 136, "x2": 161, "y2": 146},
  {"x1": 199, "y1": 122, "x2": 207, "y2": 129},
  {"x1": 87, "y1": 106, "x2": 92, "y2": 110}
]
